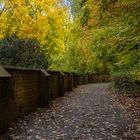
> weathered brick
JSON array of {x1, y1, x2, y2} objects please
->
[{"x1": 0, "y1": 66, "x2": 111, "y2": 134}]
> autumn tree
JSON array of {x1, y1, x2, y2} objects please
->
[
  {"x1": 0, "y1": 0, "x2": 69, "y2": 68},
  {"x1": 53, "y1": 0, "x2": 140, "y2": 78}
]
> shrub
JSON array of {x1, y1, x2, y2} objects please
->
[
  {"x1": 113, "y1": 75, "x2": 140, "y2": 95},
  {"x1": 0, "y1": 35, "x2": 49, "y2": 69}
]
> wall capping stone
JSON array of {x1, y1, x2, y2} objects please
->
[
  {"x1": 0, "y1": 65, "x2": 11, "y2": 77},
  {"x1": 40, "y1": 69, "x2": 50, "y2": 77},
  {"x1": 3, "y1": 65, "x2": 40, "y2": 71}
]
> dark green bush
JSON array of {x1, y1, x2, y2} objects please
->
[
  {"x1": 0, "y1": 35, "x2": 48, "y2": 69},
  {"x1": 113, "y1": 76, "x2": 140, "y2": 95}
]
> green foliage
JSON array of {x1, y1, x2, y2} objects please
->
[
  {"x1": 56, "y1": 0, "x2": 140, "y2": 76},
  {"x1": 0, "y1": 35, "x2": 49, "y2": 68},
  {"x1": 113, "y1": 76, "x2": 136, "y2": 95},
  {"x1": 0, "y1": 0, "x2": 139, "y2": 79},
  {"x1": 0, "y1": 0, "x2": 70, "y2": 69},
  {"x1": 50, "y1": 0, "x2": 140, "y2": 92},
  {"x1": 81, "y1": 5, "x2": 90, "y2": 27}
]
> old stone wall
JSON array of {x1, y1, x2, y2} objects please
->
[{"x1": 0, "y1": 66, "x2": 110, "y2": 133}]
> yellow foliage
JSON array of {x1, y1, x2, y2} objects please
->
[{"x1": 0, "y1": 0, "x2": 69, "y2": 58}]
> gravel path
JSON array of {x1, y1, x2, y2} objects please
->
[{"x1": 0, "y1": 83, "x2": 137, "y2": 140}]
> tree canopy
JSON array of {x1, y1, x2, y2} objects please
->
[
  {"x1": 0, "y1": 0, "x2": 70, "y2": 68},
  {"x1": 51, "y1": 0, "x2": 140, "y2": 80},
  {"x1": 0, "y1": 0, "x2": 139, "y2": 79}
]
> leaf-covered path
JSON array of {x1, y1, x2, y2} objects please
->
[{"x1": 1, "y1": 83, "x2": 139, "y2": 140}]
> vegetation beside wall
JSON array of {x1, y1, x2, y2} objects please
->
[
  {"x1": 0, "y1": 35, "x2": 48, "y2": 68},
  {"x1": 0, "y1": 0, "x2": 139, "y2": 94},
  {"x1": 0, "y1": 0, "x2": 70, "y2": 68},
  {"x1": 51, "y1": 0, "x2": 140, "y2": 95}
]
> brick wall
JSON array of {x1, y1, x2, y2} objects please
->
[
  {"x1": 63, "y1": 72, "x2": 68, "y2": 92},
  {"x1": 68, "y1": 73, "x2": 72, "y2": 91},
  {"x1": 88, "y1": 74, "x2": 93, "y2": 83},
  {"x1": 76, "y1": 74, "x2": 81, "y2": 85},
  {"x1": 5, "y1": 67, "x2": 40, "y2": 115},
  {"x1": 0, "y1": 67, "x2": 42, "y2": 133},
  {"x1": 82, "y1": 74, "x2": 86, "y2": 84},
  {"x1": 72, "y1": 73, "x2": 77, "y2": 88},
  {"x1": 79, "y1": 74, "x2": 83, "y2": 85},
  {"x1": 47, "y1": 71, "x2": 59, "y2": 100},
  {"x1": 47, "y1": 71, "x2": 65, "y2": 100},
  {"x1": 39, "y1": 70, "x2": 50, "y2": 107},
  {"x1": 0, "y1": 78, "x2": 8, "y2": 99},
  {"x1": 0, "y1": 77, "x2": 15, "y2": 133},
  {"x1": 58, "y1": 72, "x2": 65, "y2": 97},
  {"x1": 91, "y1": 73, "x2": 111, "y2": 83},
  {"x1": 84, "y1": 75, "x2": 88, "y2": 84},
  {"x1": 0, "y1": 66, "x2": 110, "y2": 134}
]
